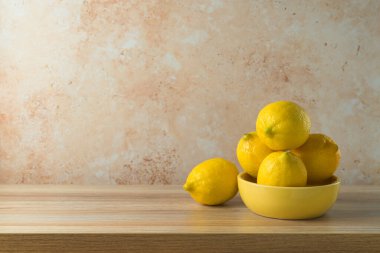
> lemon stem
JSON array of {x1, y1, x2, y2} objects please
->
[
  {"x1": 265, "y1": 127, "x2": 274, "y2": 137},
  {"x1": 183, "y1": 183, "x2": 192, "y2": 192},
  {"x1": 243, "y1": 133, "x2": 252, "y2": 139},
  {"x1": 282, "y1": 151, "x2": 294, "y2": 160}
]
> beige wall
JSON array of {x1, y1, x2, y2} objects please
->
[{"x1": 0, "y1": 0, "x2": 379, "y2": 185}]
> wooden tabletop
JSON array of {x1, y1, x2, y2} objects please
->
[{"x1": 0, "y1": 185, "x2": 379, "y2": 252}]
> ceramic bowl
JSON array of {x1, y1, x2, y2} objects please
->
[{"x1": 238, "y1": 172, "x2": 340, "y2": 219}]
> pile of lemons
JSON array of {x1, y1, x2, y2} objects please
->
[{"x1": 184, "y1": 101, "x2": 340, "y2": 205}]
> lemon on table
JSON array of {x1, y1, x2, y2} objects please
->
[
  {"x1": 236, "y1": 132, "x2": 273, "y2": 177},
  {"x1": 257, "y1": 151, "x2": 307, "y2": 187},
  {"x1": 256, "y1": 101, "x2": 311, "y2": 150},
  {"x1": 292, "y1": 133, "x2": 341, "y2": 184},
  {"x1": 183, "y1": 158, "x2": 239, "y2": 205}
]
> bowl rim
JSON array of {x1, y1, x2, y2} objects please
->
[{"x1": 238, "y1": 171, "x2": 340, "y2": 189}]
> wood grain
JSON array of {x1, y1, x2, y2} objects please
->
[{"x1": 0, "y1": 185, "x2": 379, "y2": 252}]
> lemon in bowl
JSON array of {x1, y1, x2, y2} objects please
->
[
  {"x1": 256, "y1": 101, "x2": 311, "y2": 151},
  {"x1": 236, "y1": 131, "x2": 273, "y2": 177},
  {"x1": 237, "y1": 172, "x2": 340, "y2": 219}
]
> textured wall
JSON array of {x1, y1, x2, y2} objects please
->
[{"x1": 0, "y1": 0, "x2": 379, "y2": 185}]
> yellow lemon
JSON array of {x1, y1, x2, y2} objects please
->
[
  {"x1": 256, "y1": 101, "x2": 311, "y2": 150},
  {"x1": 183, "y1": 158, "x2": 239, "y2": 205},
  {"x1": 236, "y1": 132, "x2": 273, "y2": 177},
  {"x1": 257, "y1": 151, "x2": 307, "y2": 187},
  {"x1": 292, "y1": 133, "x2": 341, "y2": 184}
]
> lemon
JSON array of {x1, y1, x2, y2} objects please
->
[
  {"x1": 292, "y1": 133, "x2": 341, "y2": 184},
  {"x1": 257, "y1": 151, "x2": 307, "y2": 187},
  {"x1": 256, "y1": 101, "x2": 311, "y2": 150},
  {"x1": 236, "y1": 132, "x2": 273, "y2": 177},
  {"x1": 183, "y1": 158, "x2": 239, "y2": 205}
]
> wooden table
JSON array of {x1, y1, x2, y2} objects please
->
[{"x1": 0, "y1": 185, "x2": 379, "y2": 252}]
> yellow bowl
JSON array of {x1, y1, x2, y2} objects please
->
[{"x1": 237, "y1": 172, "x2": 340, "y2": 219}]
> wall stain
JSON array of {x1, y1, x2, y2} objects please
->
[
  {"x1": 0, "y1": 99, "x2": 21, "y2": 164},
  {"x1": 341, "y1": 61, "x2": 348, "y2": 72},
  {"x1": 111, "y1": 148, "x2": 178, "y2": 185},
  {"x1": 356, "y1": 45, "x2": 360, "y2": 56}
]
